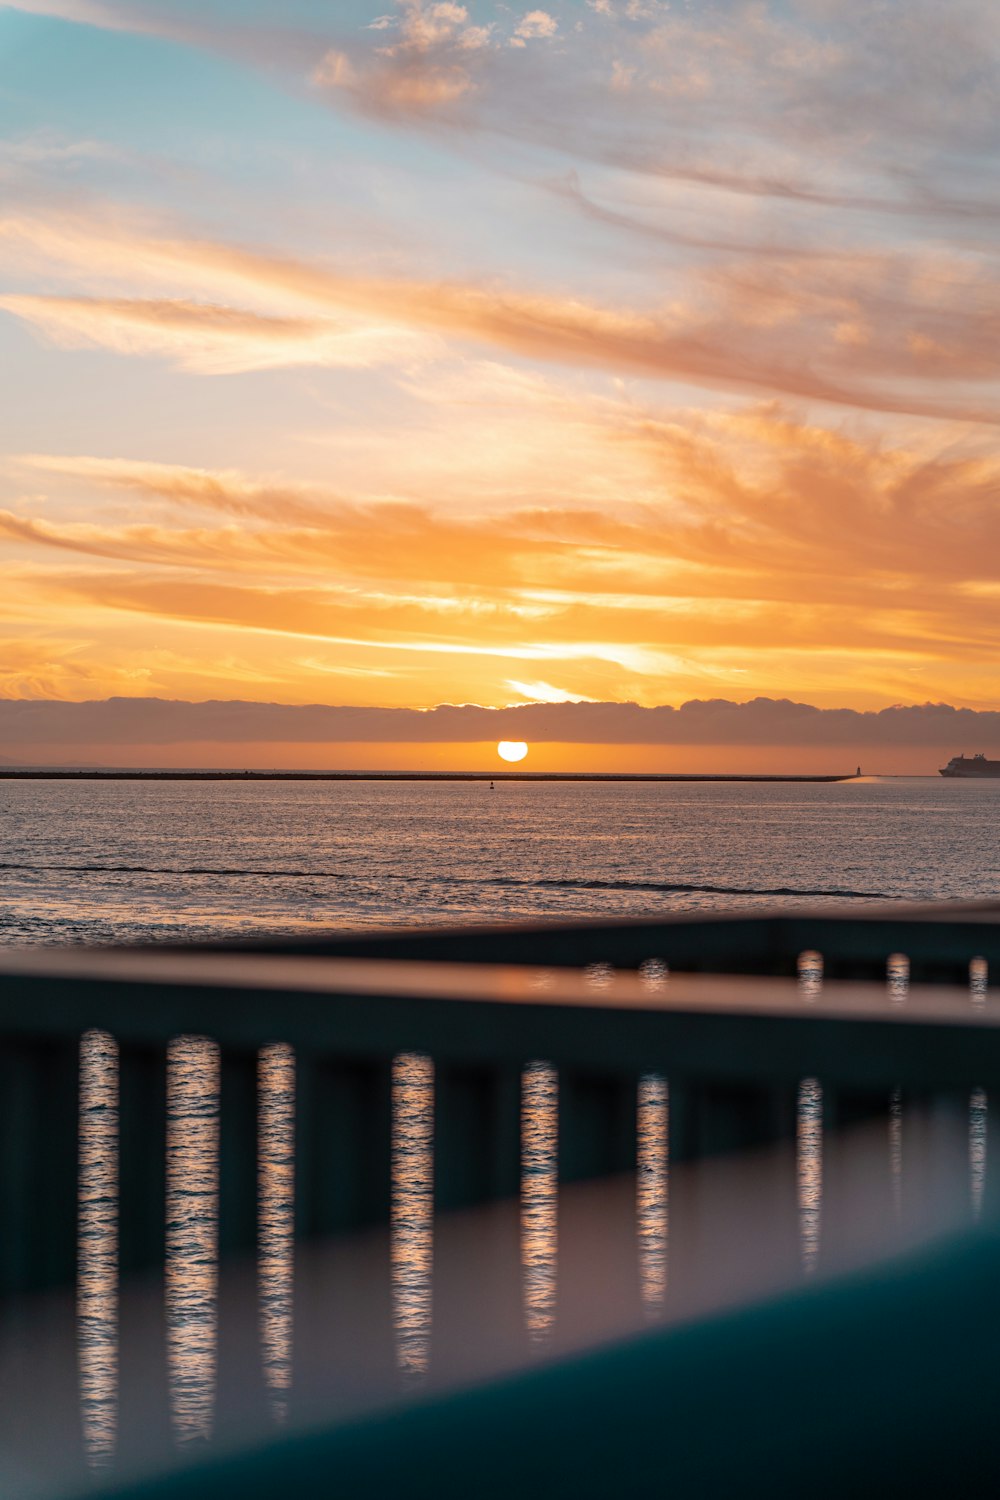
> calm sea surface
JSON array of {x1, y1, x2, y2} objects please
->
[{"x1": 2, "y1": 776, "x2": 999, "y2": 946}]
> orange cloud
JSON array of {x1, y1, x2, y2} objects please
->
[{"x1": 9, "y1": 400, "x2": 1000, "y2": 685}]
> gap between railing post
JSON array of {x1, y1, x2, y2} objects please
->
[{"x1": 116, "y1": 1041, "x2": 171, "y2": 1469}]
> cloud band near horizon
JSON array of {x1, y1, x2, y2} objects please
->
[{"x1": 2, "y1": 696, "x2": 998, "y2": 751}]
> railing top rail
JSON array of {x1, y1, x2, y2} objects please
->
[
  {"x1": 1, "y1": 949, "x2": 999, "y2": 1090},
  {"x1": 186, "y1": 901, "x2": 1000, "y2": 977},
  {"x1": 0, "y1": 947, "x2": 984, "y2": 1022}
]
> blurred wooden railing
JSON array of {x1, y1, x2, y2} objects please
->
[
  {"x1": 0, "y1": 907, "x2": 997, "y2": 1301},
  {"x1": 0, "y1": 907, "x2": 998, "y2": 1486},
  {"x1": 206, "y1": 900, "x2": 1000, "y2": 982}
]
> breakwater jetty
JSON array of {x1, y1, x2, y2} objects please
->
[{"x1": 0, "y1": 769, "x2": 854, "y2": 782}]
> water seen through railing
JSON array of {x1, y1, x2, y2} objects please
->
[
  {"x1": 391, "y1": 1053, "x2": 434, "y2": 1384},
  {"x1": 797, "y1": 1078, "x2": 822, "y2": 1274},
  {"x1": 797, "y1": 949, "x2": 823, "y2": 1003},
  {"x1": 258, "y1": 1043, "x2": 295, "y2": 1422},
  {"x1": 970, "y1": 959, "x2": 990, "y2": 1219},
  {"x1": 165, "y1": 1036, "x2": 219, "y2": 1447},
  {"x1": 79, "y1": 1029, "x2": 118, "y2": 1467},
  {"x1": 521, "y1": 1061, "x2": 557, "y2": 1346},
  {"x1": 637, "y1": 1075, "x2": 668, "y2": 1315}
]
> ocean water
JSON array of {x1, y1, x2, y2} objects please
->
[
  {"x1": 2, "y1": 775, "x2": 999, "y2": 946},
  {"x1": 6, "y1": 775, "x2": 996, "y2": 1482}
]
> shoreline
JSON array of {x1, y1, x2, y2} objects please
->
[{"x1": 0, "y1": 769, "x2": 855, "y2": 783}]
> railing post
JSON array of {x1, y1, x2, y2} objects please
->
[
  {"x1": 117, "y1": 1042, "x2": 171, "y2": 1467},
  {"x1": 118, "y1": 1045, "x2": 168, "y2": 1277},
  {"x1": 0, "y1": 1040, "x2": 81, "y2": 1479},
  {"x1": 556, "y1": 1069, "x2": 641, "y2": 1347},
  {"x1": 218, "y1": 1049, "x2": 259, "y2": 1260},
  {"x1": 42, "y1": 1042, "x2": 80, "y2": 1296},
  {"x1": 216, "y1": 1048, "x2": 265, "y2": 1436},
  {"x1": 293, "y1": 1054, "x2": 395, "y2": 1422},
  {"x1": 432, "y1": 1063, "x2": 524, "y2": 1379},
  {"x1": 0, "y1": 1045, "x2": 32, "y2": 1302},
  {"x1": 559, "y1": 1070, "x2": 638, "y2": 1186},
  {"x1": 295, "y1": 1056, "x2": 393, "y2": 1239},
  {"x1": 434, "y1": 1063, "x2": 522, "y2": 1212},
  {"x1": 0, "y1": 1044, "x2": 44, "y2": 1298},
  {"x1": 669, "y1": 1078, "x2": 800, "y2": 1315},
  {"x1": 0, "y1": 1041, "x2": 79, "y2": 1296}
]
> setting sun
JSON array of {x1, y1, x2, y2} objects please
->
[{"x1": 497, "y1": 741, "x2": 529, "y2": 763}]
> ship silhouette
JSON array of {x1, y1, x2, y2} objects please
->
[{"x1": 939, "y1": 753, "x2": 1000, "y2": 778}]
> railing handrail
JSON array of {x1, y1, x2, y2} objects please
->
[
  {"x1": 184, "y1": 901, "x2": 1000, "y2": 981},
  {"x1": 0, "y1": 948, "x2": 998, "y2": 1091}
]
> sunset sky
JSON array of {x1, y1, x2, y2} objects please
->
[{"x1": 2, "y1": 0, "x2": 1000, "y2": 767}]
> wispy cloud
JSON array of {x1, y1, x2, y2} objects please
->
[
  {"x1": 0, "y1": 294, "x2": 433, "y2": 372},
  {"x1": 18, "y1": 419, "x2": 1000, "y2": 604},
  {"x1": 13, "y1": 0, "x2": 1000, "y2": 224},
  {"x1": 8, "y1": 409, "x2": 1000, "y2": 716},
  {"x1": 4, "y1": 208, "x2": 1000, "y2": 420},
  {"x1": 2, "y1": 0, "x2": 181, "y2": 37},
  {"x1": 307, "y1": 0, "x2": 1000, "y2": 228}
]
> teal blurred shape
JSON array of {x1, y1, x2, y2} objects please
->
[{"x1": 85, "y1": 1224, "x2": 1000, "y2": 1500}]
